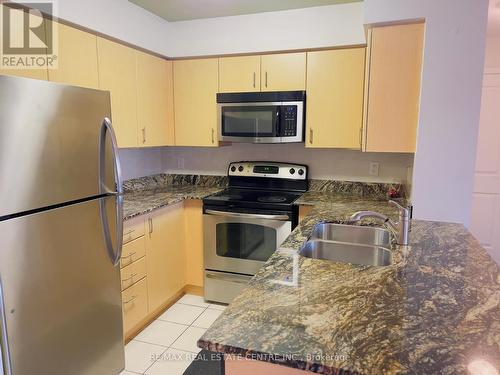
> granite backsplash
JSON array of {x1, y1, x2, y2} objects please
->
[{"x1": 123, "y1": 174, "x2": 407, "y2": 200}]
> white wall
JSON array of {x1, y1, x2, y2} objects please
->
[
  {"x1": 162, "y1": 144, "x2": 413, "y2": 183},
  {"x1": 51, "y1": 1, "x2": 364, "y2": 57},
  {"x1": 118, "y1": 147, "x2": 163, "y2": 180},
  {"x1": 485, "y1": 35, "x2": 500, "y2": 71},
  {"x1": 52, "y1": 0, "x2": 174, "y2": 55},
  {"x1": 164, "y1": 3, "x2": 365, "y2": 57},
  {"x1": 365, "y1": 0, "x2": 489, "y2": 226}
]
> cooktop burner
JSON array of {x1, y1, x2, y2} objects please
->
[
  {"x1": 257, "y1": 196, "x2": 287, "y2": 203},
  {"x1": 206, "y1": 188, "x2": 301, "y2": 207},
  {"x1": 211, "y1": 194, "x2": 243, "y2": 201}
]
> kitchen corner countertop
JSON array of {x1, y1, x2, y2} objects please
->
[
  {"x1": 123, "y1": 185, "x2": 224, "y2": 221},
  {"x1": 198, "y1": 193, "x2": 500, "y2": 374}
]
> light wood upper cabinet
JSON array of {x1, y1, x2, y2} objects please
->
[
  {"x1": 363, "y1": 23, "x2": 424, "y2": 153},
  {"x1": 47, "y1": 22, "x2": 99, "y2": 88},
  {"x1": 0, "y1": 5, "x2": 48, "y2": 80},
  {"x1": 219, "y1": 56, "x2": 260, "y2": 92},
  {"x1": 306, "y1": 48, "x2": 366, "y2": 149},
  {"x1": 145, "y1": 203, "x2": 185, "y2": 313},
  {"x1": 97, "y1": 37, "x2": 139, "y2": 148},
  {"x1": 261, "y1": 52, "x2": 306, "y2": 91},
  {"x1": 173, "y1": 58, "x2": 219, "y2": 147},
  {"x1": 136, "y1": 51, "x2": 175, "y2": 147}
]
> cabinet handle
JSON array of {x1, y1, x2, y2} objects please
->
[
  {"x1": 359, "y1": 127, "x2": 363, "y2": 149},
  {"x1": 253, "y1": 72, "x2": 256, "y2": 88},
  {"x1": 142, "y1": 127, "x2": 146, "y2": 144},
  {"x1": 148, "y1": 218, "x2": 153, "y2": 236},
  {"x1": 265, "y1": 71, "x2": 268, "y2": 88},
  {"x1": 309, "y1": 128, "x2": 313, "y2": 144},
  {"x1": 122, "y1": 273, "x2": 137, "y2": 283},
  {"x1": 211, "y1": 128, "x2": 215, "y2": 144},
  {"x1": 123, "y1": 295, "x2": 138, "y2": 305},
  {"x1": 122, "y1": 252, "x2": 137, "y2": 260}
]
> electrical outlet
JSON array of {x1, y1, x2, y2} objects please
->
[
  {"x1": 369, "y1": 162, "x2": 380, "y2": 176},
  {"x1": 177, "y1": 157, "x2": 185, "y2": 169}
]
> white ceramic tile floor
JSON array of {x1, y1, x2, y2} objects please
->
[
  {"x1": 192, "y1": 308, "x2": 223, "y2": 329},
  {"x1": 121, "y1": 294, "x2": 227, "y2": 375}
]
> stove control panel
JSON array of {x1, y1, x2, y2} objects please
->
[{"x1": 228, "y1": 162, "x2": 307, "y2": 180}]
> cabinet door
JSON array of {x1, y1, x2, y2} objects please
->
[
  {"x1": 364, "y1": 23, "x2": 424, "y2": 153},
  {"x1": 47, "y1": 22, "x2": 99, "y2": 88},
  {"x1": 145, "y1": 203, "x2": 185, "y2": 313},
  {"x1": 97, "y1": 37, "x2": 139, "y2": 148},
  {"x1": 306, "y1": 48, "x2": 365, "y2": 148},
  {"x1": 261, "y1": 52, "x2": 306, "y2": 92},
  {"x1": 219, "y1": 56, "x2": 260, "y2": 92},
  {"x1": 173, "y1": 58, "x2": 219, "y2": 146},
  {"x1": 183, "y1": 200, "x2": 204, "y2": 288},
  {"x1": 136, "y1": 51, "x2": 175, "y2": 147},
  {"x1": 122, "y1": 277, "x2": 148, "y2": 337},
  {"x1": 0, "y1": 5, "x2": 48, "y2": 80}
]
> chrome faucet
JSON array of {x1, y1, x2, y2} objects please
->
[{"x1": 348, "y1": 200, "x2": 410, "y2": 245}]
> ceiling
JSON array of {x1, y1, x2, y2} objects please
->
[
  {"x1": 129, "y1": 0, "x2": 362, "y2": 22},
  {"x1": 488, "y1": 0, "x2": 500, "y2": 35}
]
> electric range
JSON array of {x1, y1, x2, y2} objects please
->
[{"x1": 202, "y1": 161, "x2": 308, "y2": 304}]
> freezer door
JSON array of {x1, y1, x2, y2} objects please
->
[
  {"x1": 0, "y1": 196, "x2": 124, "y2": 375},
  {"x1": 0, "y1": 75, "x2": 116, "y2": 217}
]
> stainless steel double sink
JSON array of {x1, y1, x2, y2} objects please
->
[{"x1": 299, "y1": 223, "x2": 393, "y2": 267}]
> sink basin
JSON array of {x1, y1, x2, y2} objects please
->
[
  {"x1": 299, "y1": 240, "x2": 392, "y2": 267},
  {"x1": 309, "y1": 223, "x2": 392, "y2": 249}
]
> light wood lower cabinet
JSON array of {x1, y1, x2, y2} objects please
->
[
  {"x1": 183, "y1": 200, "x2": 204, "y2": 289},
  {"x1": 121, "y1": 200, "x2": 205, "y2": 339},
  {"x1": 298, "y1": 205, "x2": 313, "y2": 223},
  {"x1": 145, "y1": 202, "x2": 185, "y2": 313},
  {"x1": 122, "y1": 278, "x2": 148, "y2": 336},
  {"x1": 121, "y1": 257, "x2": 147, "y2": 291},
  {"x1": 120, "y1": 236, "x2": 146, "y2": 268}
]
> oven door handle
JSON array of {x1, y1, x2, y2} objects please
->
[{"x1": 205, "y1": 209, "x2": 289, "y2": 221}]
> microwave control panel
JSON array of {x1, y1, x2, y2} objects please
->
[{"x1": 280, "y1": 106, "x2": 298, "y2": 137}]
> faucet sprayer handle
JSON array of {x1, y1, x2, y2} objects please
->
[{"x1": 389, "y1": 200, "x2": 410, "y2": 218}]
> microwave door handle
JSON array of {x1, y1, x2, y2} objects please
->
[{"x1": 275, "y1": 107, "x2": 281, "y2": 137}]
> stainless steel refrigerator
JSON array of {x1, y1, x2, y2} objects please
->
[{"x1": 0, "y1": 76, "x2": 125, "y2": 375}]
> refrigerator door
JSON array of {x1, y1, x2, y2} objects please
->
[
  {"x1": 0, "y1": 75, "x2": 116, "y2": 218},
  {"x1": 0, "y1": 196, "x2": 124, "y2": 375}
]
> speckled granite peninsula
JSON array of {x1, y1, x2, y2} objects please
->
[{"x1": 198, "y1": 195, "x2": 500, "y2": 374}]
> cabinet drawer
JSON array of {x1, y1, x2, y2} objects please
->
[
  {"x1": 122, "y1": 278, "x2": 148, "y2": 335},
  {"x1": 121, "y1": 257, "x2": 147, "y2": 291},
  {"x1": 120, "y1": 236, "x2": 146, "y2": 268},
  {"x1": 123, "y1": 216, "x2": 145, "y2": 243}
]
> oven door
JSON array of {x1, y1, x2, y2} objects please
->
[
  {"x1": 219, "y1": 102, "x2": 282, "y2": 143},
  {"x1": 203, "y1": 209, "x2": 292, "y2": 275}
]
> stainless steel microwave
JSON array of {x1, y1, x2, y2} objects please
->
[{"x1": 217, "y1": 91, "x2": 305, "y2": 143}]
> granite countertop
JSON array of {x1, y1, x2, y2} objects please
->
[
  {"x1": 198, "y1": 193, "x2": 500, "y2": 374},
  {"x1": 123, "y1": 185, "x2": 224, "y2": 220}
]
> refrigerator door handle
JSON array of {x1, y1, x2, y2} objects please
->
[
  {"x1": 0, "y1": 277, "x2": 13, "y2": 375},
  {"x1": 99, "y1": 118, "x2": 124, "y2": 266}
]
